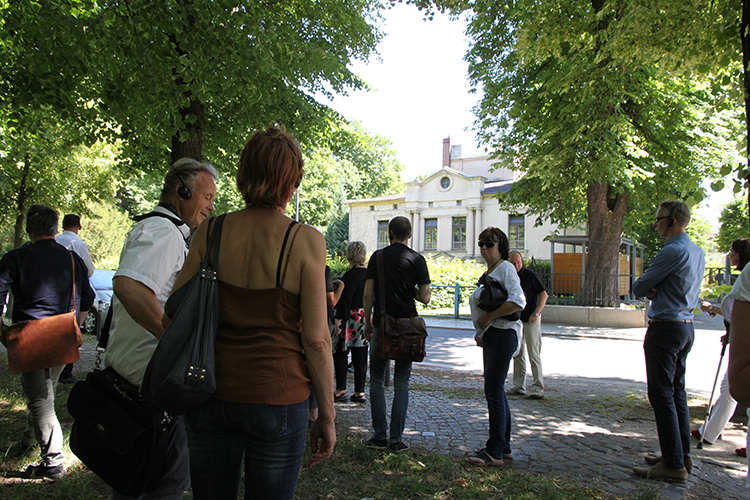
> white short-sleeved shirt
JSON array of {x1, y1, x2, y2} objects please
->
[
  {"x1": 469, "y1": 260, "x2": 527, "y2": 357},
  {"x1": 104, "y1": 206, "x2": 191, "y2": 386},
  {"x1": 56, "y1": 231, "x2": 95, "y2": 277}
]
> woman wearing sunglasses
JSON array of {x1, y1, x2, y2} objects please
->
[{"x1": 467, "y1": 227, "x2": 526, "y2": 467}]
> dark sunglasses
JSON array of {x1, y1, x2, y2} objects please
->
[{"x1": 478, "y1": 240, "x2": 496, "y2": 248}]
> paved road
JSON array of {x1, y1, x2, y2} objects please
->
[
  {"x1": 334, "y1": 314, "x2": 748, "y2": 499},
  {"x1": 422, "y1": 313, "x2": 729, "y2": 398}
]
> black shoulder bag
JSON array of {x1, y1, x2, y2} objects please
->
[
  {"x1": 141, "y1": 214, "x2": 226, "y2": 415},
  {"x1": 477, "y1": 273, "x2": 522, "y2": 321}
]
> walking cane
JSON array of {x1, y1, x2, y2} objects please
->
[{"x1": 697, "y1": 333, "x2": 730, "y2": 450}]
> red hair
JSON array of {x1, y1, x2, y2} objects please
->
[{"x1": 236, "y1": 127, "x2": 304, "y2": 207}]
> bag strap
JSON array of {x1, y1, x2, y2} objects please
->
[
  {"x1": 276, "y1": 220, "x2": 299, "y2": 288},
  {"x1": 377, "y1": 250, "x2": 387, "y2": 320},
  {"x1": 69, "y1": 252, "x2": 76, "y2": 313},
  {"x1": 203, "y1": 214, "x2": 226, "y2": 271}
]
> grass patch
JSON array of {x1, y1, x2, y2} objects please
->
[
  {"x1": 296, "y1": 434, "x2": 661, "y2": 500},
  {"x1": 410, "y1": 383, "x2": 484, "y2": 400},
  {"x1": 0, "y1": 350, "x2": 661, "y2": 500}
]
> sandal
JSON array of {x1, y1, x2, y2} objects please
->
[
  {"x1": 350, "y1": 394, "x2": 366, "y2": 403},
  {"x1": 467, "y1": 449, "x2": 504, "y2": 467},
  {"x1": 334, "y1": 393, "x2": 349, "y2": 403}
]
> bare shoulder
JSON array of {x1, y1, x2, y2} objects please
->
[{"x1": 294, "y1": 223, "x2": 325, "y2": 248}]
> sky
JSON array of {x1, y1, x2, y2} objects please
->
[
  {"x1": 318, "y1": 4, "x2": 734, "y2": 229},
  {"x1": 318, "y1": 4, "x2": 480, "y2": 181}
]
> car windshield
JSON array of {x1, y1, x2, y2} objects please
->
[{"x1": 90, "y1": 270, "x2": 116, "y2": 290}]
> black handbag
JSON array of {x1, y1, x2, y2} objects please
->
[
  {"x1": 68, "y1": 367, "x2": 173, "y2": 497},
  {"x1": 141, "y1": 214, "x2": 225, "y2": 415},
  {"x1": 376, "y1": 250, "x2": 428, "y2": 362},
  {"x1": 477, "y1": 273, "x2": 522, "y2": 321}
]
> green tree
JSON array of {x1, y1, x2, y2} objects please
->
[
  {"x1": 465, "y1": 0, "x2": 742, "y2": 304},
  {"x1": 80, "y1": 202, "x2": 133, "y2": 270},
  {"x1": 85, "y1": 0, "x2": 385, "y2": 171},
  {"x1": 0, "y1": 109, "x2": 117, "y2": 247},
  {"x1": 717, "y1": 197, "x2": 750, "y2": 251}
]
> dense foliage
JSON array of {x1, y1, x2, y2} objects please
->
[
  {"x1": 717, "y1": 196, "x2": 750, "y2": 251},
  {"x1": 464, "y1": 0, "x2": 743, "y2": 303}
]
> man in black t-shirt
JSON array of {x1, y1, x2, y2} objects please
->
[
  {"x1": 507, "y1": 251, "x2": 548, "y2": 400},
  {"x1": 363, "y1": 216, "x2": 431, "y2": 452}
]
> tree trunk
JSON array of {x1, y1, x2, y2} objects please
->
[
  {"x1": 170, "y1": 96, "x2": 204, "y2": 163},
  {"x1": 13, "y1": 154, "x2": 31, "y2": 249},
  {"x1": 743, "y1": 0, "x2": 750, "y2": 232},
  {"x1": 581, "y1": 181, "x2": 629, "y2": 307},
  {"x1": 169, "y1": 0, "x2": 203, "y2": 163}
]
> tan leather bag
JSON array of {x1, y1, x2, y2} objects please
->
[
  {"x1": 3, "y1": 253, "x2": 82, "y2": 375},
  {"x1": 5, "y1": 311, "x2": 82, "y2": 374}
]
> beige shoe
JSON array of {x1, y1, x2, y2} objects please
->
[
  {"x1": 633, "y1": 462, "x2": 688, "y2": 483},
  {"x1": 643, "y1": 455, "x2": 692, "y2": 473},
  {"x1": 506, "y1": 387, "x2": 526, "y2": 396}
]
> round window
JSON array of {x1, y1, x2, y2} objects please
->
[{"x1": 440, "y1": 176, "x2": 451, "y2": 190}]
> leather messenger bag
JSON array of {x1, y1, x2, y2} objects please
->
[{"x1": 3, "y1": 253, "x2": 82, "y2": 375}]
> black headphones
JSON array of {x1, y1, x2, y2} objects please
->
[{"x1": 176, "y1": 173, "x2": 192, "y2": 200}]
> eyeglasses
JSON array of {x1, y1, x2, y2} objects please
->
[
  {"x1": 654, "y1": 216, "x2": 669, "y2": 223},
  {"x1": 478, "y1": 241, "x2": 496, "y2": 248}
]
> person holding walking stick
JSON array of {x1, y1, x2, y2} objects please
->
[{"x1": 693, "y1": 238, "x2": 750, "y2": 459}]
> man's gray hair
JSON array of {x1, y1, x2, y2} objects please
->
[
  {"x1": 160, "y1": 158, "x2": 218, "y2": 202},
  {"x1": 26, "y1": 205, "x2": 58, "y2": 237},
  {"x1": 659, "y1": 201, "x2": 691, "y2": 225}
]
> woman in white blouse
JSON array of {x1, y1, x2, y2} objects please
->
[{"x1": 467, "y1": 227, "x2": 526, "y2": 467}]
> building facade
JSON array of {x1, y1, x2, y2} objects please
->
[{"x1": 347, "y1": 139, "x2": 584, "y2": 260}]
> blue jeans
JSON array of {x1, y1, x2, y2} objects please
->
[
  {"x1": 482, "y1": 327, "x2": 518, "y2": 458},
  {"x1": 644, "y1": 321, "x2": 694, "y2": 469},
  {"x1": 369, "y1": 327, "x2": 412, "y2": 443},
  {"x1": 185, "y1": 397, "x2": 308, "y2": 500},
  {"x1": 20, "y1": 365, "x2": 64, "y2": 467}
]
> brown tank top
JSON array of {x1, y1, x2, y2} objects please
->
[{"x1": 213, "y1": 221, "x2": 309, "y2": 405}]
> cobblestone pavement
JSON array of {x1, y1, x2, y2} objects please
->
[{"x1": 335, "y1": 364, "x2": 748, "y2": 500}]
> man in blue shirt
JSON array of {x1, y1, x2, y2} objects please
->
[{"x1": 632, "y1": 201, "x2": 705, "y2": 483}]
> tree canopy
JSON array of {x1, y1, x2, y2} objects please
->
[
  {"x1": 464, "y1": 0, "x2": 743, "y2": 302},
  {"x1": 717, "y1": 197, "x2": 750, "y2": 251}
]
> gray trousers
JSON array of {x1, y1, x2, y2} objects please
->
[
  {"x1": 20, "y1": 365, "x2": 65, "y2": 467},
  {"x1": 512, "y1": 319, "x2": 544, "y2": 393}
]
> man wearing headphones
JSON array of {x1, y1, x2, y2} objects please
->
[
  {"x1": 632, "y1": 201, "x2": 705, "y2": 483},
  {"x1": 104, "y1": 158, "x2": 217, "y2": 499}
]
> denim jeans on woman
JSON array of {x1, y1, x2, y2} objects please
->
[
  {"x1": 186, "y1": 397, "x2": 308, "y2": 500},
  {"x1": 369, "y1": 326, "x2": 412, "y2": 443},
  {"x1": 482, "y1": 327, "x2": 518, "y2": 459}
]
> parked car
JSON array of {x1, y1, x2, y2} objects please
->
[{"x1": 83, "y1": 269, "x2": 116, "y2": 337}]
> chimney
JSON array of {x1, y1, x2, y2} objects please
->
[{"x1": 442, "y1": 138, "x2": 451, "y2": 168}]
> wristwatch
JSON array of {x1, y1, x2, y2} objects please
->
[{"x1": 533, "y1": 312, "x2": 541, "y2": 317}]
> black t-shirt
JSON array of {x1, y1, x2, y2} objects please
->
[
  {"x1": 325, "y1": 266, "x2": 335, "y2": 332},
  {"x1": 335, "y1": 266, "x2": 368, "y2": 321},
  {"x1": 517, "y1": 267, "x2": 546, "y2": 323},
  {"x1": 366, "y1": 243, "x2": 430, "y2": 327}
]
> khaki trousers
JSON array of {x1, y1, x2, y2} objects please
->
[{"x1": 512, "y1": 319, "x2": 544, "y2": 393}]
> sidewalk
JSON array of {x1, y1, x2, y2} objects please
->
[{"x1": 339, "y1": 315, "x2": 748, "y2": 499}]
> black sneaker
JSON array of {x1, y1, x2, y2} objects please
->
[
  {"x1": 363, "y1": 437, "x2": 388, "y2": 450},
  {"x1": 23, "y1": 463, "x2": 65, "y2": 480},
  {"x1": 58, "y1": 375, "x2": 79, "y2": 384},
  {"x1": 388, "y1": 441, "x2": 410, "y2": 453}
]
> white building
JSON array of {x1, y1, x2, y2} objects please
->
[{"x1": 346, "y1": 138, "x2": 584, "y2": 260}]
